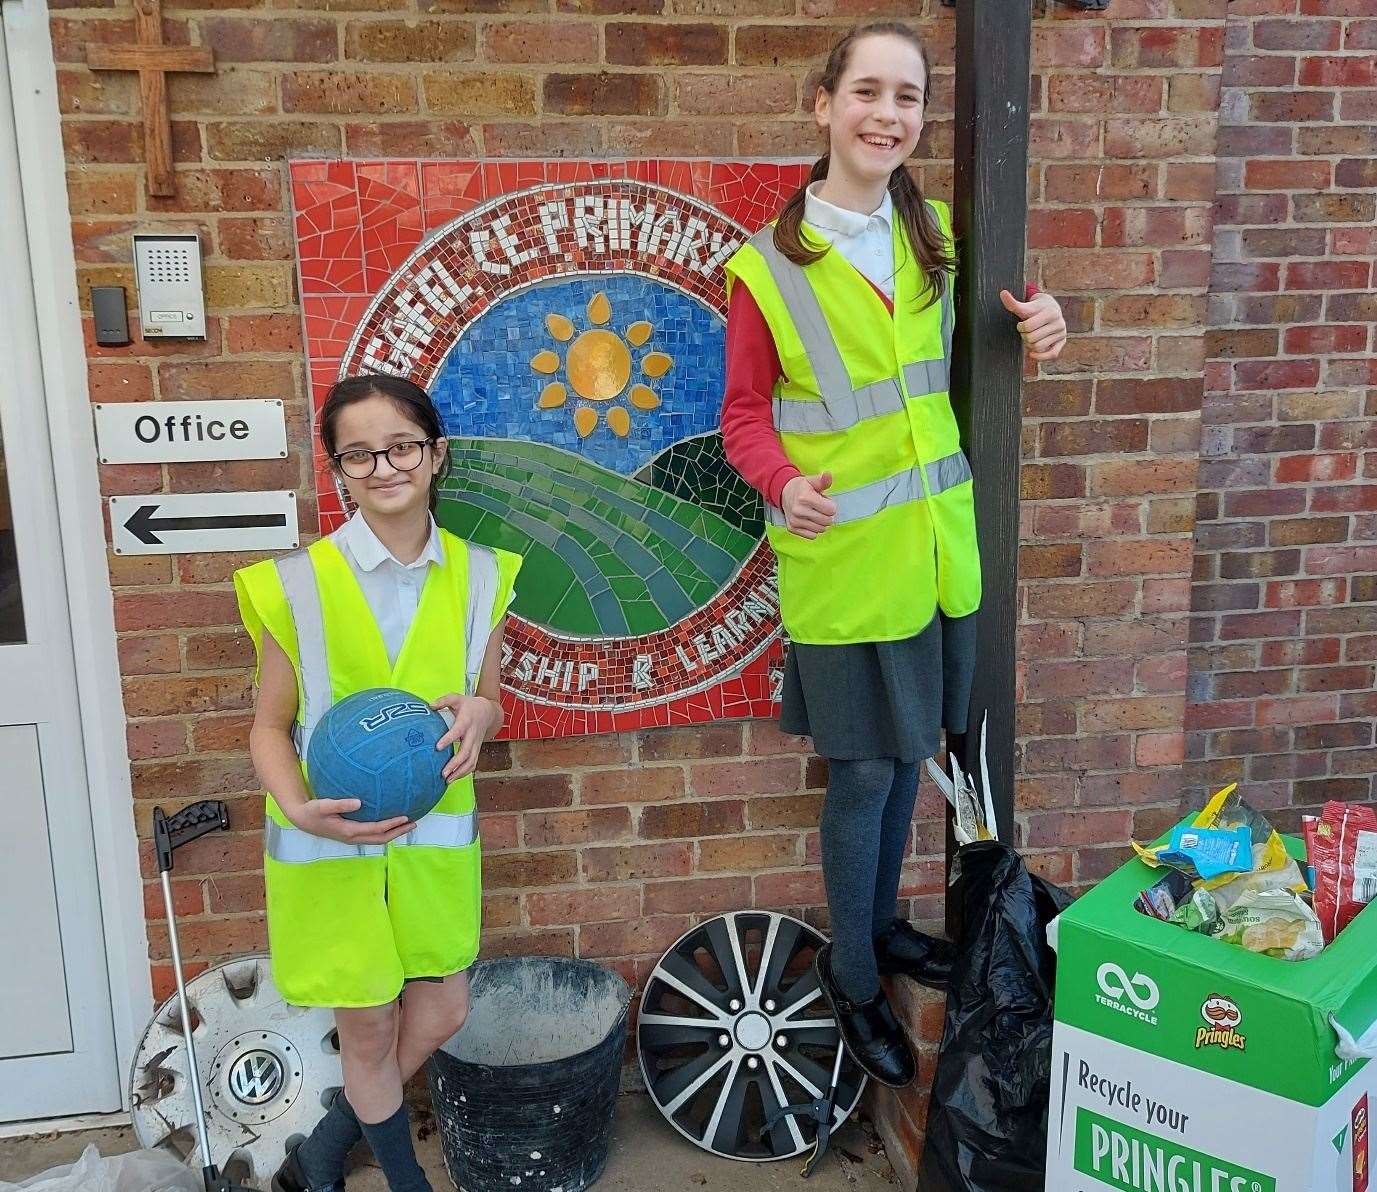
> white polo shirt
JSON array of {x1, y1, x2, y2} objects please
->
[
  {"x1": 803, "y1": 181, "x2": 896, "y2": 300},
  {"x1": 332, "y1": 509, "x2": 444, "y2": 668}
]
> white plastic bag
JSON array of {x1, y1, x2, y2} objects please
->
[
  {"x1": 0, "y1": 1144, "x2": 200, "y2": 1192},
  {"x1": 1332, "y1": 1013, "x2": 1377, "y2": 1062}
]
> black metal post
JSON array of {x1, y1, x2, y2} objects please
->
[{"x1": 949, "y1": 0, "x2": 1032, "y2": 869}]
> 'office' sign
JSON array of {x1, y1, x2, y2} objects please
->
[{"x1": 94, "y1": 399, "x2": 288, "y2": 464}]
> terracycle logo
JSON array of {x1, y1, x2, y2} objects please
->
[{"x1": 1096, "y1": 963, "x2": 1161, "y2": 1027}]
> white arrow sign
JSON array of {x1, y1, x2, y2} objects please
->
[
  {"x1": 94, "y1": 400, "x2": 287, "y2": 464},
  {"x1": 110, "y1": 492, "x2": 299, "y2": 555}
]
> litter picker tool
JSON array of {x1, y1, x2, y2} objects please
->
[
  {"x1": 153, "y1": 800, "x2": 256, "y2": 1192},
  {"x1": 759, "y1": 1035, "x2": 848, "y2": 1178}
]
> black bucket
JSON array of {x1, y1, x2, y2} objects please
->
[{"x1": 426, "y1": 956, "x2": 631, "y2": 1192}]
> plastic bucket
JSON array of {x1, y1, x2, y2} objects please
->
[{"x1": 426, "y1": 956, "x2": 631, "y2": 1192}]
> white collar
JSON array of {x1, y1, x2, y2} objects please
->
[
  {"x1": 804, "y1": 181, "x2": 893, "y2": 238},
  {"x1": 338, "y1": 509, "x2": 443, "y2": 573}
]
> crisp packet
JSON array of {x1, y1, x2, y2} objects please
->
[
  {"x1": 1135, "y1": 869, "x2": 1194, "y2": 921},
  {"x1": 1159, "y1": 824, "x2": 1253, "y2": 880},
  {"x1": 1213, "y1": 888, "x2": 1324, "y2": 961},
  {"x1": 1302, "y1": 815, "x2": 1320, "y2": 890},
  {"x1": 1210, "y1": 867, "x2": 1293, "y2": 916},
  {"x1": 1311, "y1": 800, "x2": 1377, "y2": 943},
  {"x1": 1133, "y1": 783, "x2": 1307, "y2": 894},
  {"x1": 1169, "y1": 886, "x2": 1222, "y2": 936}
]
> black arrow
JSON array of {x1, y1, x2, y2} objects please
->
[{"x1": 124, "y1": 503, "x2": 288, "y2": 546}]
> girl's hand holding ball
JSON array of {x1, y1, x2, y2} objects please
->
[
  {"x1": 432, "y1": 693, "x2": 503, "y2": 781},
  {"x1": 290, "y1": 797, "x2": 414, "y2": 847}
]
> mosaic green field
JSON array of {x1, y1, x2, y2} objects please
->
[{"x1": 437, "y1": 438, "x2": 760, "y2": 636}]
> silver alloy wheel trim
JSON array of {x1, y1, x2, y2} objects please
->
[
  {"x1": 637, "y1": 911, "x2": 866, "y2": 1162},
  {"x1": 129, "y1": 954, "x2": 343, "y2": 1186}
]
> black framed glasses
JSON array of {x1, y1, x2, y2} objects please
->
[{"x1": 333, "y1": 439, "x2": 433, "y2": 479}]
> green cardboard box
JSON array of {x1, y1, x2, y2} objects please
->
[{"x1": 1046, "y1": 835, "x2": 1377, "y2": 1192}]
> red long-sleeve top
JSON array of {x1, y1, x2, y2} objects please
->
[{"x1": 721, "y1": 277, "x2": 1039, "y2": 509}]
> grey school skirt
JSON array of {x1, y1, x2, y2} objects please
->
[{"x1": 780, "y1": 611, "x2": 977, "y2": 763}]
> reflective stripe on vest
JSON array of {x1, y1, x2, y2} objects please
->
[
  {"x1": 765, "y1": 450, "x2": 973, "y2": 528},
  {"x1": 264, "y1": 810, "x2": 479, "y2": 864},
  {"x1": 752, "y1": 232, "x2": 954, "y2": 437},
  {"x1": 278, "y1": 549, "x2": 332, "y2": 761},
  {"x1": 461, "y1": 545, "x2": 499, "y2": 697}
]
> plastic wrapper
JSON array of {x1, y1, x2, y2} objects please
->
[
  {"x1": 1212, "y1": 887, "x2": 1324, "y2": 960},
  {"x1": 917, "y1": 840, "x2": 1072, "y2": 1192},
  {"x1": 1158, "y1": 823, "x2": 1252, "y2": 880},
  {"x1": 1135, "y1": 807, "x2": 1323, "y2": 959},
  {"x1": 1168, "y1": 886, "x2": 1222, "y2": 936},
  {"x1": 924, "y1": 711, "x2": 998, "y2": 846},
  {"x1": 1135, "y1": 869, "x2": 1193, "y2": 921},
  {"x1": 1211, "y1": 864, "x2": 1311, "y2": 913},
  {"x1": 1312, "y1": 800, "x2": 1377, "y2": 943},
  {"x1": 0, "y1": 1145, "x2": 200, "y2": 1192},
  {"x1": 1133, "y1": 782, "x2": 1306, "y2": 894},
  {"x1": 1302, "y1": 814, "x2": 1320, "y2": 890}
]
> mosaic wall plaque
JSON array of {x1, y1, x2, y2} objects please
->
[{"x1": 291, "y1": 160, "x2": 811, "y2": 739}]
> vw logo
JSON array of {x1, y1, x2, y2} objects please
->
[
  {"x1": 227, "y1": 1050, "x2": 285, "y2": 1105},
  {"x1": 1096, "y1": 963, "x2": 1160, "y2": 1011}
]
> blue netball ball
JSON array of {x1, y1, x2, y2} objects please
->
[{"x1": 306, "y1": 687, "x2": 450, "y2": 823}]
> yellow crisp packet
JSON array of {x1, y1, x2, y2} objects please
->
[{"x1": 1133, "y1": 783, "x2": 1306, "y2": 893}]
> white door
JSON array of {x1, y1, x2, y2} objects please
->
[{"x1": 0, "y1": 12, "x2": 121, "y2": 1118}]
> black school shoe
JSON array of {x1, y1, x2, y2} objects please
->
[
  {"x1": 271, "y1": 1141, "x2": 345, "y2": 1192},
  {"x1": 813, "y1": 943, "x2": 916, "y2": 1089},
  {"x1": 874, "y1": 919, "x2": 956, "y2": 990}
]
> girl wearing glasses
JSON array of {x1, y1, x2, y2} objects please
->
[{"x1": 235, "y1": 375, "x2": 521, "y2": 1192}]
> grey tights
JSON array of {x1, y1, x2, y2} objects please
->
[{"x1": 818, "y1": 757, "x2": 921, "y2": 1002}]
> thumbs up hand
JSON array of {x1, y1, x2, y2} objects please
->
[
  {"x1": 1000, "y1": 288, "x2": 1067, "y2": 361},
  {"x1": 781, "y1": 472, "x2": 838, "y2": 540}
]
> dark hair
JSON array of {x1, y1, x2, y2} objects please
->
[
  {"x1": 318, "y1": 374, "x2": 450, "y2": 512},
  {"x1": 773, "y1": 21, "x2": 956, "y2": 309}
]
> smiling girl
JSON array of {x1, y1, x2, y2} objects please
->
[
  {"x1": 235, "y1": 375, "x2": 521, "y2": 1192},
  {"x1": 720, "y1": 22, "x2": 1067, "y2": 1088}
]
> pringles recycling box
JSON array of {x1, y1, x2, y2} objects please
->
[{"x1": 1045, "y1": 838, "x2": 1377, "y2": 1192}]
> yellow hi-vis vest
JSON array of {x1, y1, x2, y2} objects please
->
[
  {"x1": 233, "y1": 530, "x2": 521, "y2": 1008},
  {"x1": 724, "y1": 199, "x2": 981, "y2": 645}
]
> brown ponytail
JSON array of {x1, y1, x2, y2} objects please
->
[{"x1": 772, "y1": 21, "x2": 957, "y2": 310}]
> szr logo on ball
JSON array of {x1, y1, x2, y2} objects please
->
[
  {"x1": 359, "y1": 700, "x2": 432, "y2": 732},
  {"x1": 1096, "y1": 962, "x2": 1161, "y2": 1027}
]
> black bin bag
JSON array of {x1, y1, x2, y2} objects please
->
[{"x1": 917, "y1": 839, "x2": 1072, "y2": 1192}]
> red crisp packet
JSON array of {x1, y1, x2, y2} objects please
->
[
  {"x1": 1302, "y1": 815, "x2": 1319, "y2": 890},
  {"x1": 1312, "y1": 801, "x2": 1377, "y2": 943}
]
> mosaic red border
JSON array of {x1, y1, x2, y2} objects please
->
[{"x1": 291, "y1": 160, "x2": 810, "y2": 738}]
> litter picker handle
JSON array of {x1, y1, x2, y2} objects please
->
[
  {"x1": 153, "y1": 800, "x2": 230, "y2": 874},
  {"x1": 152, "y1": 800, "x2": 234, "y2": 1189}
]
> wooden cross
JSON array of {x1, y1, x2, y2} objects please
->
[{"x1": 86, "y1": 0, "x2": 214, "y2": 197}]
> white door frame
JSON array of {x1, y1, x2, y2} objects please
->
[{"x1": 3, "y1": 0, "x2": 152, "y2": 1117}]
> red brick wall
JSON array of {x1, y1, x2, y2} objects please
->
[
  {"x1": 62, "y1": 0, "x2": 1217, "y2": 982},
  {"x1": 1188, "y1": 0, "x2": 1377, "y2": 829},
  {"x1": 62, "y1": 0, "x2": 969, "y2": 1010},
  {"x1": 1013, "y1": 0, "x2": 1225, "y2": 896},
  {"x1": 54, "y1": 0, "x2": 1373, "y2": 1171}
]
